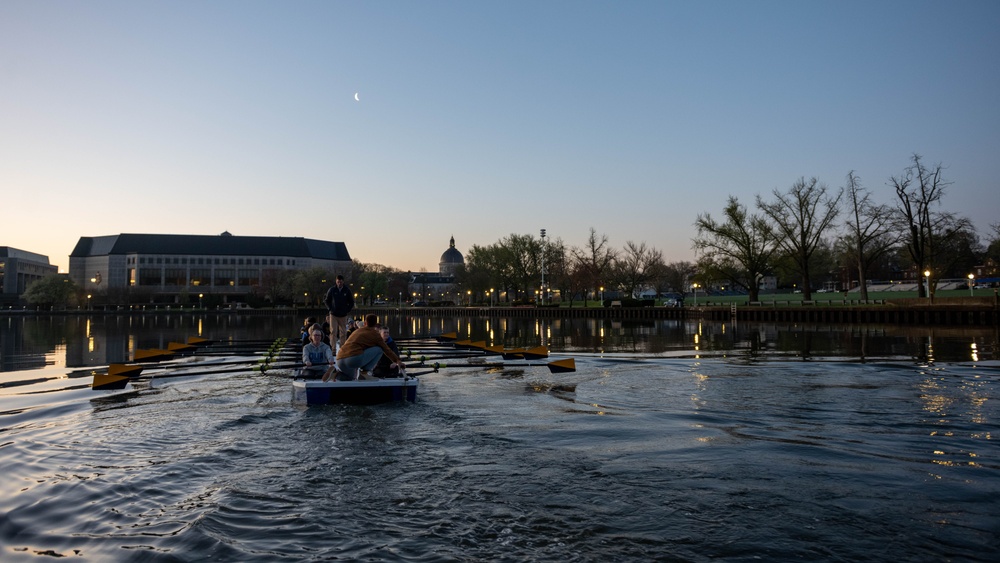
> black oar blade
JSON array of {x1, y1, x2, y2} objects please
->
[
  {"x1": 547, "y1": 358, "x2": 576, "y2": 373},
  {"x1": 93, "y1": 373, "x2": 131, "y2": 390}
]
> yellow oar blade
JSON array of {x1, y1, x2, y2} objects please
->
[
  {"x1": 521, "y1": 346, "x2": 549, "y2": 360},
  {"x1": 436, "y1": 332, "x2": 458, "y2": 342},
  {"x1": 134, "y1": 349, "x2": 174, "y2": 362},
  {"x1": 108, "y1": 364, "x2": 144, "y2": 377},
  {"x1": 547, "y1": 358, "x2": 576, "y2": 373},
  {"x1": 93, "y1": 373, "x2": 131, "y2": 390},
  {"x1": 167, "y1": 341, "x2": 197, "y2": 352},
  {"x1": 187, "y1": 336, "x2": 214, "y2": 345}
]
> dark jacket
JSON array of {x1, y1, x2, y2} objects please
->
[{"x1": 324, "y1": 283, "x2": 355, "y2": 317}]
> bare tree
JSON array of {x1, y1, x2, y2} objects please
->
[
  {"x1": 543, "y1": 237, "x2": 568, "y2": 304},
  {"x1": 841, "y1": 171, "x2": 898, "y2": 300},
  {"x1": 661, "y1": 261, "x2": 697, "y2": 295},
  {"x1": 570, "y1": 228, "x2": 618, "y2": 299},
  {"x1": 891, "y1": 154, "x2": 970, "y2": 298},
  {"x1": 498, "y1": 233, "x2": 541, "y2": 302},
  {"x1": 757, "y1": 177, "x2": 842, "y2": 300},
  {"x1": 612, "y1": 241, "x2": 663, "y2": 297},
  {"x1": 693, "y1": 196, "x2": 778, "y2": 302}
]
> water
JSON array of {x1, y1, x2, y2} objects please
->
[{"x1": 1, "y1": 314, "x2": 998, "y2": 561}]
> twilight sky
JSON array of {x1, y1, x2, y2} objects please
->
[{"x1": 2, "y1": 0, "x2": 998, "y2": 273}]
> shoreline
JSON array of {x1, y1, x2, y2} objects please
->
[{"x1": 3, "y1": 298, "x2": 997, "y2": 326}]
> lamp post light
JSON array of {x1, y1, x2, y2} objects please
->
[
  {"x1": 924, "y1": 270, "x2": 931, "y2": 299},
  {"x1": 969, "y1": 273, "x2": 975, "y2": 296},
  {"x1": 467, "y1": 290, "x2": 472, "y2": 306},
  {"x1": 692, "y1": 283, "x2": 698, "y2": 307},
  {"x1": 87, "y1": 294, "x2": 92, "y2": 311},
  {"x1": 199, "y1": 293, "x2": 203, "y2": 309},
  {"x1": 599, "y1": 286, "x2": 604, "y2": 306},
  {"x1": 489, "y1": 288, "x2": 495, "y2": 307},
  {"x1": 304, "y1": 292, "x2": 309, "y2": 307},
  {"x1": 540, "y1": 228, "x2": 546, "y2": 305}
]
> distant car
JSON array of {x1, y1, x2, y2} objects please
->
[
  {"x1": 411, "y1": 301, "x2": 428, "y2": 306},
  {"x1": 373, "y1": 299, "x2": 387, "y2": 305}
]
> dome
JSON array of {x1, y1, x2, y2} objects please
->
[{"x1": 439, "y1": 236, "x2": 464, "y2": 275}]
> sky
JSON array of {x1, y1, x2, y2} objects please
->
[{"x1": 2, "y1": 0, "x2": 999, "y2": 273}]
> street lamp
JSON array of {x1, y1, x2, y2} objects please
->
[
  {"x1": 599, "y1": 286, "x2": 604, "y2": 305},
  {"x1": 540, "y1": 228, "x2": 546, "y2": 305},
  {"x1": 489, "y1": 288, "x2": 494, "y2": 307},
  {"x1": 467, "y1": 290, "x2": 471, "y2": 306},
  {"x1": 87, "y1": 294, "x2": 92, "y2": 311},
  {"x1": 924, "y1": 270, "x2": 931, "y2": 299},
  {"x1": 199, "y1": 293, "x2": 203, "y2": 309},
  {"x1": 692, "y1": 283, "x2": 698, "y2": 307},
  {"x1": 968, "y1": 273, "x2": 975, "y2": 296}
]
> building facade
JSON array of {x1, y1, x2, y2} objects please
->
[
  {"x1": 0, "y1": 247, "x2": 59, "y2": 306},
  {"x1": 408, "y1": 236, "x2": 465, "y2": 304},
  {"x1": 69, "y1": 232, "x2": 352, "y2": 304}
]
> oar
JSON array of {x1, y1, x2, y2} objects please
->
[
  {"x1": 401, "y1": 350, "x2": 490, "y2": 362},
  {"x1": 105, "y1": 351, "x2": 288, "y2": 378},
  {"x1": 97, "y1": 337, "x2": 292, "y2": 388},
  {"x1": 133, "y1": 348, "x2": 176, "y2": 362},
  {"x1": 413, "y1": 358, "x2": 575, "y2": 374},
  {"x1": 93, "y1": 360, "x2": 302, "y2": 390}
]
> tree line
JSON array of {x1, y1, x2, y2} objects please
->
[
  {"x1": 694, "y1": 153, "x2": 997, "y2": 301},
  {"x1": 20, "y1": 153, "x2": 999, "y2": 309}
]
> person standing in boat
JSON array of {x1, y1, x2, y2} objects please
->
[
  {"x1": 324, "y1": 274, "x2": 355, "y2": 349},
  {"x1": 302, "y1": 325, "x2": 335, "y2": 373},
  {"x1": 324, "y1": 314, "x2": 405, "y2": 382}
]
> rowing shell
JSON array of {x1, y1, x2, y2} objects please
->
[{"x1": 292, "y1": 377, "x2": 419, "y2": 405}]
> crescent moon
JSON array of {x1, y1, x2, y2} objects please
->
[{"x1": 354, "y1": 92, "x2": 360, "y2": 101}]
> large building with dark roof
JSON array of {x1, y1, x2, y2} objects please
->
[
  {"x1": 1, "y1": 247, "x2": 59, "y2": 306},
  {"x1": 69, "y1": 232, "x2": 352, "y2": 303}
]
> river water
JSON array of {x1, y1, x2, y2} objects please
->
[{"x1": 1, "y1": 314, "x2": 998, "y2": 562}]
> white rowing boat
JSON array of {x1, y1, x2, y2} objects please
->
[{"x1": 291, "y1": 374, "x2": 418, "y2": 405}]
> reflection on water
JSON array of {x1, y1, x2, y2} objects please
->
[
  {"x1": 1, "y1": 314, "x2": 998, "y2": 561},
  {"x1": 2, "y1": 313, "x2": 998, "y2": 372}
]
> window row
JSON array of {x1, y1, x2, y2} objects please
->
[
  {"x1": 131, "y1": 268, "x2": 263, "y2": 287},
  {"x1": 126, "y1": 256, "x2": 297, "y2": 266}
]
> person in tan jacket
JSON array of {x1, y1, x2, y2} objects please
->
[{"x1": 324, "y1": 314, "x2": 405, "y2": 381}]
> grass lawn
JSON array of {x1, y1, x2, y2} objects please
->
[
  {"x1": 694, "y1": 288, "x2": 994, "y2": 306},
  {"x1": 552, "y1": 288, "x2": 996, "y2": 308}
]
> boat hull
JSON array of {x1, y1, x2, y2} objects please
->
[{"x1": 292, "y1": 378, "x2": 418, "y2": 405}]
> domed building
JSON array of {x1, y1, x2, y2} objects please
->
[
  {"x1": 408, "y1": 236, "x2": 465, "y2": 305},
  {"x1": 439, "y1": 236, "x2": 464, "y2": 277}
]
